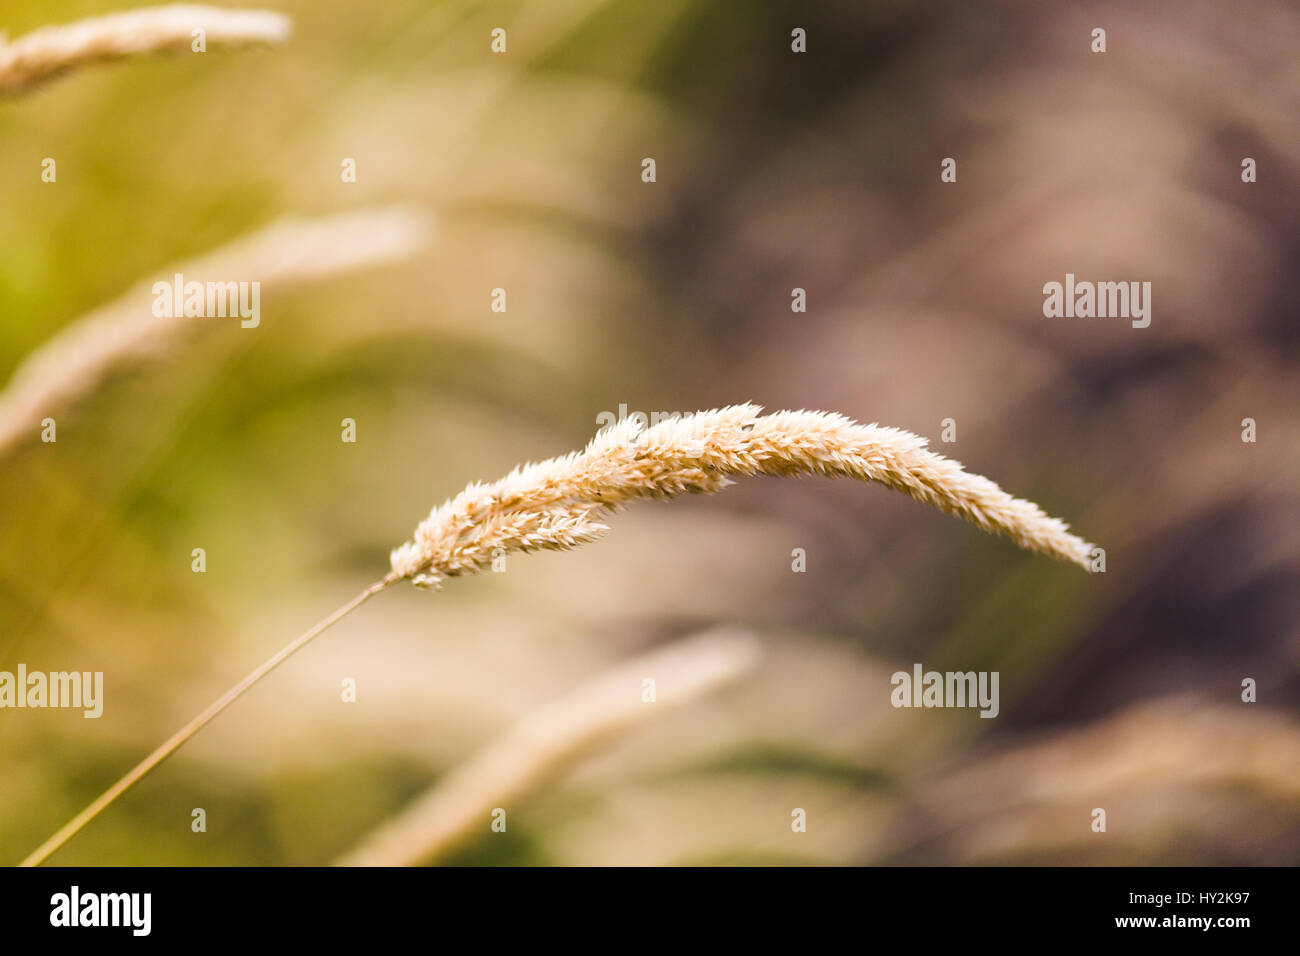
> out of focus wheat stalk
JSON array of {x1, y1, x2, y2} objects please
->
[
  {"x1": 0, "y1": 206, "x2": 431, "y2": 459},
  {"x1": 337, "y1": 628, "x2": 761, "y2": 867},
  {"x1": 0, "y1": 4, "x2": 290, "y2": 95},
  {"x1": 889, "y1": 697, "x2": 1300, "y2": 863},
  {"x1": 22, "y1": 407, "x2": 1095, "y2": 865}
]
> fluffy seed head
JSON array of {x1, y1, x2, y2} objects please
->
[{"x1": 389, "y1": 404, "x2": 1096, "y2": 587}]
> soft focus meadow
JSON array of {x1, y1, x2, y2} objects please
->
[{"x1": 1, "y1": 0, "x2": 1297, "y2": 865}]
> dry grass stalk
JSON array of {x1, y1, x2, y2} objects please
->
[
  {"x1": 336, "y1": 628, "x2": 761, "y2": 867},
  {"x1": 389, "y1": 404, "x2": 1096, "y2": 586},
  {"x1": 17, "y1": 579, "x2": 389, "y2": 868},
  {"x1": 22, "y1": 408, "x2": 1093, "y2": 865},
  {"x1": 891, "y1": 697, "x2": 1300, "y2": 863},
  {"x1": 0, "y1": 4, "x2": 291, "y2": 95},
  {"x1": 0, "y1": 206, "x2": 431, "y2": 459}
]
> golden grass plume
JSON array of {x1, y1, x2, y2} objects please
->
[{"x1": 389, "y1": 404, "x2": 1096, "y2": 587}]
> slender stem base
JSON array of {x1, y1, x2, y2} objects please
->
[{"x1": 19, "y1": 577, "x2": 394, "y2": 867}]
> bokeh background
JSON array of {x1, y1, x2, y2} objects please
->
[{"x1": 1, "y1": 0, "x2": 1297, "y2": 865}]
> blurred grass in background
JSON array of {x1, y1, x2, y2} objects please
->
[{"x1": 1, "y1": 0, "x2": 1297, "y2": 865}]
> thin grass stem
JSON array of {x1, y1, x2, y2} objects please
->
[{"x1": 19, "y1": 576, "x2": 393, "y2": 867}]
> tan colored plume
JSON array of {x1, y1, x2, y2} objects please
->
[{"x1": 389, "y1": 404, "x2": 1096, "y2": 586}]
